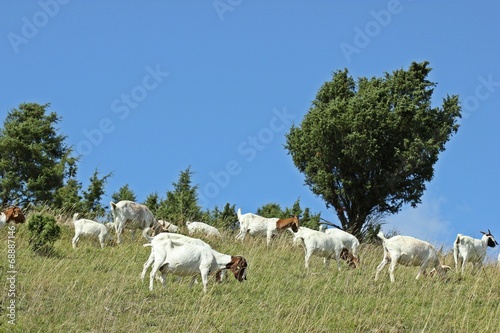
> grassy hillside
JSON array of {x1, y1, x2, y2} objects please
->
[{"x1": 1, "y1": 221, "x2": 499, "y2": 333}]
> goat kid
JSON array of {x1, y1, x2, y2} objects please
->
[
  {"x1": 454, "y1": 229, "x2": 498, "y2": 274},
  {"x1": 186, "y1": 221, "x2": 221, "y2": 237},
  {"x1": 72, "y1": 213, "x2": 111, "y2": 249},
  {"x1": 375, "y1": 232, "x2": 450, "y2": 282},
  {"x1": 236, "y1": 208, "x2": 299, "y2": 246}
]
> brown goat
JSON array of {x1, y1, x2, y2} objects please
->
[{"x1": 2, "y1": 206, "x2": 26, "y2": 224}]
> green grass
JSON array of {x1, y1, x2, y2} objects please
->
[{"x1": 1, "y1": 222, "x2": 499, "y2": 332}]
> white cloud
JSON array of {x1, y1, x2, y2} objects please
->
[{"x1": 383, "y1": 195, "x2": 453, "y2": 249}]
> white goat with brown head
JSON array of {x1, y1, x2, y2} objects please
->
[
  {"x1": 143, "y1": 230, "x2": 247, "y2": 293},
  {"x1": 236, "y1": 208, "x2": 299, "y2": 246}
]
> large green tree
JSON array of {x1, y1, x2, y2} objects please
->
[
  {"x1": 0, "y1": 103, "x2": 72, "y2": 205},
  {"x1": 285, "y1": 62, "x2": 461, "y2": 238}
]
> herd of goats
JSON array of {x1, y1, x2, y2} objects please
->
[{"x1": 1, "y1": 201, "x2": 499, "y2": 293}]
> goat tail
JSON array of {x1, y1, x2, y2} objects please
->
[
  {"x1": 376, "y1": 231, "x2": 387, "y2": 242},
  {"x1": 110, "y1": 201, "x2": 117, "y2": 214},
  {"x1": 453, "y1": 234, "x2": 462, "y2": 256},
  {"x1": 142, "y1": 227, "x2": 154, "y2": 242},
  {"x1": 237, "y1": 208, "x2": 242, "y2": 220},
  {"x1": 292, "y1": 235, "x2": 305, "y2": 247}
]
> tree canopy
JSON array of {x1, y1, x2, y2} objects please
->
[
  {"x1": 0, "y1": 103, "x2": 71, "y2": 206},
  {"x1": 285, "y1": 61, "x2": 461, "y2": 238}
]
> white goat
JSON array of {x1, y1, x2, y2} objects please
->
[
  {"x1": 292, "y1": 227, "x2": 345, "y2": 270},
  {"x1": 324, "y1": 227, "x2": 361, "y2": 268},
  {"x1": 144, "y1": 234, "x2": 247, "y2": 293},
  {"x1": 0, "y1": 212, "x2": 7, "y2": 229},
  {"x1": 454, "y1": 230, "x2": 498, "y2": 274},
  {"x1": 186, "y1": 221, "x2": 221, "y2": 237},
  {"x1": 110, "y1": 200, "x2": 160, "y2": 244},
  {"x1": 236, "y1": 208, "x2": 299, "y2": 246},
  {"x1": 375, "y1": 232, "x2": 450, "y2": 282},
  {"x1": 105, "y1": 221, "x2": 116, "y2": 231},
  {"x1": 157, "y1": 220, "x2": 179, "y2": 233},
  {"x1": 141, "y1": 230, "x2": 212, "y2": 282},
  {"x1": 72, "y1": 213, "x2": 111, "y2": 249},
  {"x1": 145, "y1": 240, "x2": 214, "y2": 292}
]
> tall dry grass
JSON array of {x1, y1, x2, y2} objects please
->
[{"x1": 1, "y1": 217, "x2": 499, "y2": 332}]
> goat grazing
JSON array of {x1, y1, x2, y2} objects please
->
[
  {"x1": 375, "y1": 232, "x2": 450, "y2": 282},
  {"x1": 454, "y1": 230, "x2": 498, "y2": 274},
  {"x1": 110, "y1": 200, "x2": 160, "y2": 244},
  {"x1": 236, "y1": 208, "x2": 299, "y2": 246},
  {"x1": 2, "y1": 206, "x2": 26, "y2": 224},
  {"x1": 143, "y1": 232, "x2": 247, "y2": 293},
  {"x1": 293, "y1": 227, "x2": 345, "y2": 270},
  {"x1": 72, "y1": 213, "x2": 111, "y2": 249},
  {"x1": 186, "y1": 221, "x2": 221, "y2": 237},
  {"x1": 324, "y1": 228, "x2": 361, "y2": 268},
  {"x1": 157, "y1": 220, "x2": 179, "y2": 233},
  {"x1": 141, "y1": 229, "x2": 212, "y2": 282}
]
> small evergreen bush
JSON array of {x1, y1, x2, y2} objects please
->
[{"x1": 27, "y1": 214, "x2": 61, "y2": 255}]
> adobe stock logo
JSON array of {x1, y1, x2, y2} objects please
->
[
  {"x1": 339, "y1": 0, "x2": 403, "y2": 63},
  {"x1": 198, "y1": 107, "x2": 296, "y2": 206},
  {"x1": 76, "y1": 65, "x2": 169, "y2": 156},
  {"x1": 7, "y1": 0, "x2": 71, "y2": 54},
  {"x1": 462, "y1": 74, "x2": 500, "y2": 118},
  {"x1": 213, "y1": 0, "x2": 243, "y2": 21}
]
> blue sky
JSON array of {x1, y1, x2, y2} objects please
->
[{"x1": 1, "y1": 1, "x2": 499, "y2": 258}]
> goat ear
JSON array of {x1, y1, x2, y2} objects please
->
[{"x1": 480, "y1": 231, "x2": 486, "y2": 235}]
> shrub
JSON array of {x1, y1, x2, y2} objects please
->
[{"x1": 27, "y1": 214, "x2": 61, "y2": 255}]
